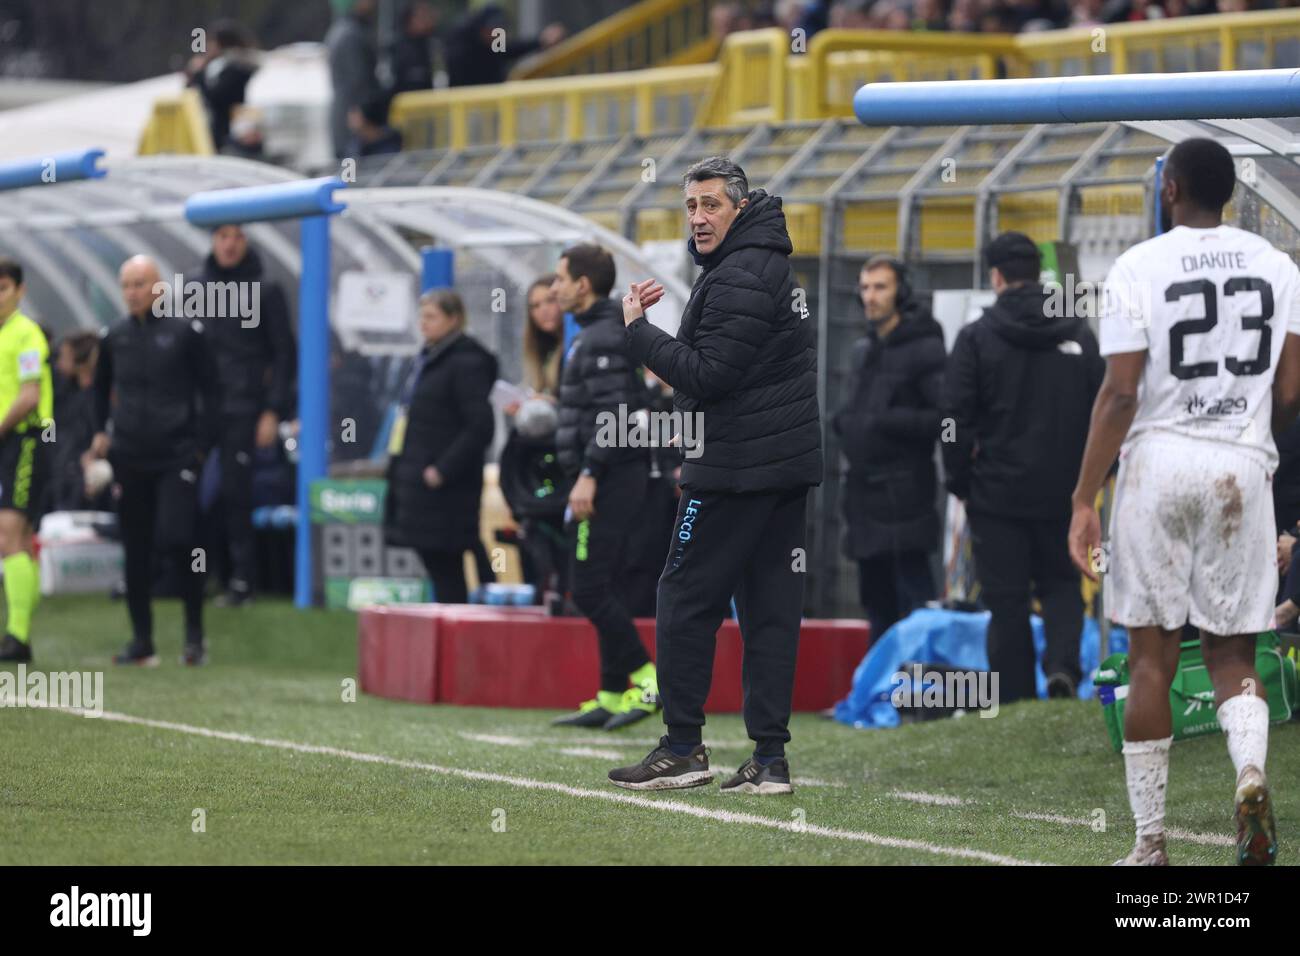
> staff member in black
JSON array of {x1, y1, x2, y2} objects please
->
[
  {"x1": 53, "y1": 331, "x2": 105, "y2": 511},
  {"x1": 383, "y1": 0, "x2": 439, "y2": 100},
  {"x1": 383, "y1": 289, "x2": 496, "y2": 604},
  {"x1": 191, "y1": 224, "x2": 296, "y2": 607},
  {"x1": 943, "y1": 232, "x2": 1104, "y2": 702},
  {"x1": 89, "y1": 256, "x2": 221, "y2": 666},
  {"x1": 609, "y1": 156, "x2": 822, "y2": 793},
  {"x1": 550, "y1": 243, "x2": 660, "y2": 731},
  {"x1": 832, "y1": 255, "x2": 946, "y2": 641}
]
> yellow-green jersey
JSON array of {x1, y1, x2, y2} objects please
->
[{"x1": 0, "y1": 310, "x2": 52, "y2": 435}]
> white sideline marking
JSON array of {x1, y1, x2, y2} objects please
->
[
  {"x1": 558, "y1": 746, "x2": 625, "y2": 760},
  {"x1": 708, "y1": 772, "x2": 842, "y2": 789},
  {"x1": 1012, "y1": 811, "x2": 1233, "y2": 847},
  {"x1": 891, "y1": 790, "x2": 969, "y2": 807},
  {"x1": 459, "y1": 733, "x2": 530, "y2": 746},
  {"x1": 49, "y1": 706, "x2": 1047, "y2": 866},
  {"x1": 880, "y1": 792, "x2": 1232, "y2": 848},
  {"x1": 544, "y1": 733, "x2": 756, "y2": 748}
]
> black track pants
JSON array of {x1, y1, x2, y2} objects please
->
[
  {"x1": 568, "y1": 461, "x2": 653, "y2": 691},
  {"x1": 656, "y1": 486, "x2": 809, "y2": 758},
  {"x1": 114, "y1": 458, "x2": 205, "y2": 647}
]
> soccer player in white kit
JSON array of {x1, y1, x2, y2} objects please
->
[{"x1": 1070, "y1": 138, "x2": 1300, "y2": 866}]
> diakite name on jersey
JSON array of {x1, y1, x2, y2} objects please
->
[{"x1": 1180, "y1": 250, "x2": 1248, "y2": 272}]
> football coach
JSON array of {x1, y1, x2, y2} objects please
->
[{"x1": 608, "y1": 156, "x2": 823, "y2": 794}]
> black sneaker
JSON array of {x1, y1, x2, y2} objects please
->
[
  {"x1": 113, "y1": 642, "x2": 160, "y2": 667},
  {"x1": 1046, "y1": 673, "x2": 1077, "y2": 699},
  {"x1": 602, "y1": 686, "x2": 662, "y2": 730},
  {"x1": 181, "y1": 641, "x2": 208, "y2": 667},
  {"x1": 719, "y1": 756, "x2": 794, "y2": 795},
  {"x1": 608, "y1": 737, "x2": 713, "y2": 791},
  {"x1": 0, "y1": 633, "x2": 31, "y2": 663},
  {"x1": 552, "y1": 696, "x2": 619, "y2": 727}
]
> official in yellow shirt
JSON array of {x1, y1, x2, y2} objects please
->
[{"x1": 0, "y1": 257, "x2": 53, "y2": 663}]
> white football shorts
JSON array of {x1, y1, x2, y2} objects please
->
[{"x1": 1104, "y1": 433, "x2": 1276, "y2": 636}]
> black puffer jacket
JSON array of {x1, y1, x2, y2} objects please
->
[
  {"x1": 94, "y1": 313, "x2": 222, "y2": 471},
  {"x1": 832, "y1": 303, "x2": 946, "y2": 560},
  {"x1": 626, "y1": 188, "x2": 822, "y2": 493},
  {"x1": 942, "y1": 284, "x2": 1104, "y2": 519},
  {"x1": 556, "y1": 296, "x2": 649, "y2": 479},
  {"x1": 445, "y1": 5, "x2": 543, "y2": 87},
  {"x1": 192, "y1": 249, "x2": 297, "y2": 419},
  {"x1": 386, "y1": 33, "x2": 433, "y2": 98},
  {"x1": 384, "y1": 332, "x2": 497, "y2": 552},
  {"x1": 189, "y1": 51, "x2": 257, "y2": 151}
]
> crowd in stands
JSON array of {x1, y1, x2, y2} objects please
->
[
  {"x1": 185, "y1": 0, "x2": 1285, "y2": 163},
  {"x1": 746, "y1": 0, "x2": 1284, "y2": 36},
  {"x1": 187, "y1": 1, "x2": 568, "y2": 161}
]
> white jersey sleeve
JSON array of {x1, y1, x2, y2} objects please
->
[
  {"x1": 1288, "y1": 259, "x2": 1300, "y2": 338},
  {"x1": 1099, "y1": 255, "x2": 1151, "y2": 356}
]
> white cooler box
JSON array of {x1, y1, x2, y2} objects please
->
[{"x1": 36, "y1": 511, "x2": 124, "y2": 596}]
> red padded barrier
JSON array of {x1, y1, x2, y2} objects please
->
[
  {"x1": 357, "y1": 604, "x2": 870, "y2": 712},
  {"x1": 357, "y1": 604, "x2": 444, "y2": 704}
]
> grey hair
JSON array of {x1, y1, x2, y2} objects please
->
[
  {"x1": 682, "y1": 156, "x2": 749, "y2": 207},
  {"x1": 418, "y1": 288, "x2": 466, "y2": 329}
]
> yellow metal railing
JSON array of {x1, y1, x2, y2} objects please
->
[
  {"x1": 509, "y1": 0, "x2": 712, "y2": 79},
  {"x1": 702, "y1": 29, "x2": 792, "y2": 125},
  {"x1": 400, "y1": 7, "x2": 1300, "y2": 150},
  {"x1": 391, "y1": 64, "x2": 718, "y2": 150},
  {"x1": 663, "y1": 35, "x2": 723, "y2": 66},
  {"x1": 1014, "y1": 9, "x2": 1300, "y2": 75},
  {"x1": 138, "y1": 87, "x2": 214, "y2": 156},
  {"x1": 143, "y1": 10, "x2": 1300, "y2": 159},
  {"x1": 806, "y1": 29, "x2": 1018, "y2": 119}
]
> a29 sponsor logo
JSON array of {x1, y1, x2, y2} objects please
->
[{"x1": 1184, "y1": 394, "x2": 1246, "y2": 416}]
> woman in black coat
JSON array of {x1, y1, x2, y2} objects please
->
[{"x1": 384, "y1": 290, "x2": 497, "y2": 603}]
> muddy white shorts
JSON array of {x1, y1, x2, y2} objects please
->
[{"x1": 1104, "y1": 433, "x2": 1276, "y2": 636}]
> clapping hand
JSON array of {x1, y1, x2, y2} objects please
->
[{"x1": 622, "y1": 279, "x2": 665, "y2": 326}]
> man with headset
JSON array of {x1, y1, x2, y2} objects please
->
[
  {"x1": 832, "y1": 254, "x2": 947, "y2": 643},
  {"x1": 943, "y1": 232, "x2": 1103, "y2": 703}
]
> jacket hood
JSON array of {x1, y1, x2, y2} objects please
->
[
  {"x1": 983, "y1": 284, "x2": 1082, "y2": 350},
  {"x1": 572, "y1": 295, "x2": 622, "y2": 328},
  {"x1": 202, "y1": 246, "x2": 265, "y2": 282},
  {"x1": 688, "y1": 189, "x2": 794, "y2": 269}
]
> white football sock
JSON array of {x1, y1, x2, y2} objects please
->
[
  {"x1": 1122, "y1": 736, "x2": 1172, "y2": 839},
  {"x1": 1216, "y1": 693, "x2": 1270, "y2": 780}
]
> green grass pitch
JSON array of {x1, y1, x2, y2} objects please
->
[{"x1": 1, "y1": 595, "x2": 1293, "y2": 865}]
